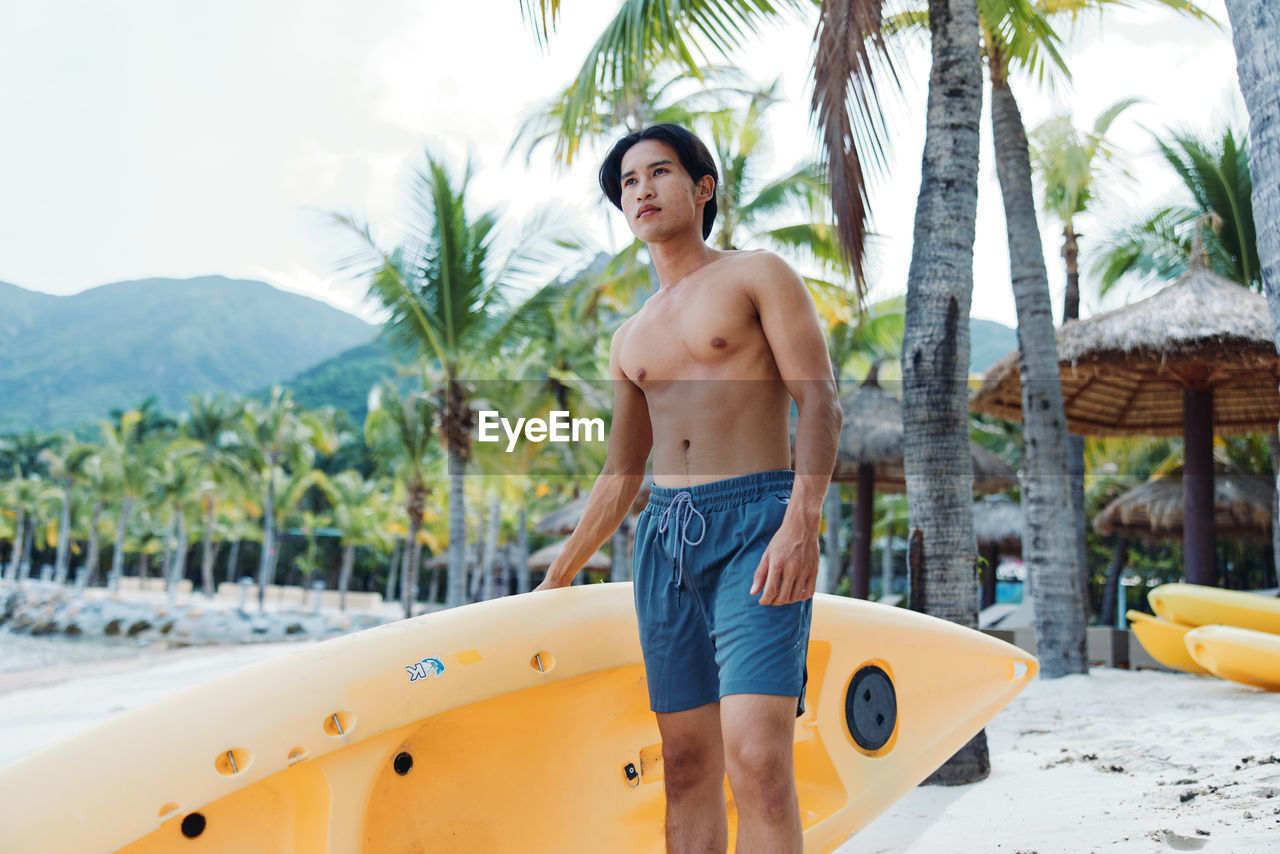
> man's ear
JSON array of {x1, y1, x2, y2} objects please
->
[{"x1": 697, "y1": 174, "x2": 715, "y2": 199}]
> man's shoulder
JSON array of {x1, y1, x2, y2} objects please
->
[{"x1": 718, "y1": 248, "x2": 796, "y2": 279}]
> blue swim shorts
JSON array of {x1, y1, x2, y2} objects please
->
[{"x1": 632, "y1": 469, "x2": 812, "y2": 715}]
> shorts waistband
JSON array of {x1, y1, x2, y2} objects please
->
[{"x1": 646, "y1": 470, "x2": 794, "y2": 513}]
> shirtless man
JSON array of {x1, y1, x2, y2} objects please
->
[{"x1": 533, "y1": 123, "x2": 841, "y2": 853}]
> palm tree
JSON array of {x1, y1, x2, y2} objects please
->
[
  {"x1": 38, "y1": 439, "x2": 100, "y2": 585},
  {"x1": 1030, "y1": 98, "x2": 1140, "y2": 631},
  {"x1": 1093, "y1": 127, "x2": 1258, "y2": 293},
  {"x1": 315, "y1": 470, "x2": 393, "y2": 610},
  {"x1": 2, "y1": 470, "x2": 56, "y2": 583},
  {"x1": 151, "y1": 440, "x2": 203, "y2": 599},
  {"x1": 184, "y1": 394, "x2": 249, "y2": 596},
  {"x1": 365, "y1": 382, "x2": 439, "y2": 618},
  {"x1": 1223, "y1": 1, "x2": 1279, "y2": 349},
  {"x1": 99, "y1": 410, "x2": 154, "y2": 590},
  {"x1": 240, "y1": 388, "x2": 334, "y2": 607},
  {"x1": 336, "y1": 150, "x2": 579, "y2": 609}
]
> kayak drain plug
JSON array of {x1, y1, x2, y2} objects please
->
[{"x1": 394, "y1": 752, "x2": 414, "y2": 775}]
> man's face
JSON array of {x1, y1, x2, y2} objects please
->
[{"x1": 617, "y1": 139, "x2": 712, "y2": 243}]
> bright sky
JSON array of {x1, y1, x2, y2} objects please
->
[{"x1": 0, "y1": 0, "x2": 1244, "y2": 328}]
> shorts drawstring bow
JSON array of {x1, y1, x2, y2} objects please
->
[{"x1": 657, "y1": 490, "x2": 706, "y2": 605}]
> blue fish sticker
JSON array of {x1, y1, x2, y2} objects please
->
[{"x1": 406, "y1": 657, "x2": 445, "y2": 682}]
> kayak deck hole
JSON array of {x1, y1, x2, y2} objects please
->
[
  {"x1": 324, "y1": 711, "x2": 356, "y2": 737},
  {"x1": 214, "y1": 747, "x2": 251, "y2": 776},
  {"x1": 1012, "y1": 660, "x2": 1029, "y2": 680},
  {"x1": 531, "y1": 651, "x2": 556, "y2": 673},
  {"x1": 287, "y1": 747, "x2": 307, "y2": 764},
  {"x1": 158, "y1": 802, "x2": 180, "y2": 820},
  {"x1": 180, "y1": 813, "x2": 206, "y2": 839},
  {"x1": 394, "y1": 752, "x2": 414, "y2": 775}
]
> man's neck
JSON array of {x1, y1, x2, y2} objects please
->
[{"x1": 647, "y1": 231, "x2": 718, "y2": 290}]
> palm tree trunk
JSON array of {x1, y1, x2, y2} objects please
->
[
  {"x1": 516, "y1": 507, "x2": 531, "y2": 593},
  {"x1": 482, "y1": 492, "x2": 500, "y2": 599},
  {"x1": 161, "y1": 511, "x2": 175, "y2": 583},
  {"x1": 610, "y1": 517, "x2": 629, "y2": 583},
  {"x1": 901, "y1": 0, "x2": 988, "y2": 786},
  {"x1": 1225, "y1": 2, "x2": 1280, "y2": 585},
  {"x1": 385, "y1": 537, "x2": 402, "y2": 603},
  {"x1": 403, "y1": 523, "x2": 421, "y2": 621},
  {"x1": 109, "y1": 497, "x2": 132, "y2": 591},
  {"x1": 54, "y1": 484, "x2": 72, "y2": 584},
  {"x1": 446, "y1": 446, "x2": 467, "y2": 608},
  {"x1": 1099, "y1": 537, "x2": 1129, "y2": 628},
  {"x1": 169, "y1": 506, "x2": 188, "y2": 602},
  {"x1": 852, "y1": 465, "x2": 874, "y2": 599},
  {"x1": 200, "y1": 496, "x2": 217, "y2": 596},
  {"x1": 819, "y1": 483, "x2": 841, "y2": 595},
  {"x1": 7, "y1": 509, "x2": 26, "y2": 583},
  {"x1": 257, "y1": 467, "x2": 276, "y2": 610},
  {"x1": 85, "y1": 500, "x2": 102, "y2": 587},
  {"x1": 339, "y1": 543, "x2": 355, "y2": 610},
  {"x1": 1060, "y1": 227, "x2": 1092, "y2": 628},
  {"x1": 225, "y1": 538, "x2": 241, "y2": 587},
  {"x1": 1224, "y1": 0, "x2": 1280, "y2": 346},
  {"x1": 990, "y1": 74, "x2": 1088, "y2": 676}
]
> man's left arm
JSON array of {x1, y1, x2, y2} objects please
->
[{"x1": 748, "y1": 252, "x2": 842, "y2": 606}]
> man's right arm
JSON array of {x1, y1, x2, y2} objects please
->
[{"x1": 534, "y1": 323, "x2": 652, "y2": 590}]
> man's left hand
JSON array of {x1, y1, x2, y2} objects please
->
[{"x1": 750, "y1": 523, "x2": 820, "y2": 605}]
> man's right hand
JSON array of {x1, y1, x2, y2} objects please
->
[{"x1": 533, "y1": 569, "x2": 572, "y2": 592}]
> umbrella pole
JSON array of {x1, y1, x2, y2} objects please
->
[
  {"x1": 853, "y1": 463, "x2": 874, "y2": 600},
  {"x1": 1183, "y1": 388, "x2": 1218, "y2": 586}
]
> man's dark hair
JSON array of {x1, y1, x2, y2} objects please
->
[{"x1": 599, "y1": 123, "x2": 718, "y2": 240}]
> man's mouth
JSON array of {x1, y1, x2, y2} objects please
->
[{"x1": 637, "y1": 206, "x2": 660, "y2": 219}]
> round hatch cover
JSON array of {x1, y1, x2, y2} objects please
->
[{"x1": 845, "y1": 665, "x2": 896, "y2": 752}]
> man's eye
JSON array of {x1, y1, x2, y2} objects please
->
[
  {"x1": 654, "y1": 167, "x2": 667, "y2": 175},
  {"x1": 623, "y1": 178, "x2": 635, "y2": 186}
]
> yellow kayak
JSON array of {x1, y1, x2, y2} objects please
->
[
  {"x1": 0, "y1": 584, "x2": 1037, "y2": 854},
  {"x1": 1127, "y1": 610, "x2": 1209, "y2": 675},
  {"x1": 1149, "y1": 583, "x2": 1280, "y2": 634},
  {"x1": 1185, "y1": 624, "x2": 1280, "y2": 691}
]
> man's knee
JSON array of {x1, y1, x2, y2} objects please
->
[{"x1": 662, "y1": 736, "x2": 722, "y2": 793}]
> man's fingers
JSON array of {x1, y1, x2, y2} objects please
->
[{"x1": 750, "y1": 554, "x2": 770, "y2": 597}]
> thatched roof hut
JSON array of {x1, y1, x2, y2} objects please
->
[
  {"x1": 973, "y1": 495, "x2": 1025, "y2": 552},
  {"x1": 527, "y1": 538, "x2": 611, "y2": 572},
  {"x1": 833, "y1": 371, "x2": 1017, "y2": 494},
  {"x1": 971, "y1": 228, "x2": 1280, "y2": 586},
  {"x1": 1094, "y1": 473, "x2": 1273, "y2": 541},
  {"x1": 533, "y1": 477, "x2": 653, "y2": 535},
  {"x1": 971, "y1": 260, "x2": 1280, "y2": 437}
]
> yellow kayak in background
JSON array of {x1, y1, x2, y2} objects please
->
[
  {"x1": 1127, "y1": 610, "x2": 1209, "y2": 675},
  {"x1": 1185, "y1": 625, "x2": 1280, "y2": 691},
  {"x1": 1149, "y1": 583, "x2": 1280, "y2": 634},
  {"x1": 0, "y1": 584, "x2": 1037, "y2": 854}
]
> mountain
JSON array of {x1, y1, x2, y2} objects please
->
[
  {"x1": 274, "y1": 338, "x2": 414, "y2": 428},
  {"x1": 0, "y1": 277, "x2": 375, "y2": 431},
  {"x1": 970, "y1": 318, "x2": 1018, "y2": 375}
]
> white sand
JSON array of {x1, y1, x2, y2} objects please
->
[{"x1": 1, "y1": 634, "x2": 1276, "y2": 852}]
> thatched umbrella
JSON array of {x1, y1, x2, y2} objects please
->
[
  {"x1": 526, "y1": 538, "x2": 611, "y2": 572},
  {"x1": 973, "y1": 495, "x2": 1025, "y2": 608},
  {"x1": 1094, "y1": 473, "x2": 1273, "y2": 542},
  {"x1": 828, "y1": 366, "x2": 1017, "y2": 599},
  {"x1": 972, "y1": 230, "x2": 1280, "y2": 586}
]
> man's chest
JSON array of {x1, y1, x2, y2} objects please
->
[{"x1": 618, "y1": 284, "x2": 764, "y2": 384}]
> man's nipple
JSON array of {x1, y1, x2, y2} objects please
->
[
  {"x1": 636, "y1": 367, "x2": 646, "y2": 381},
  {"x1": 711, "y1": 337, "x2": 726, "y2": 348}
]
